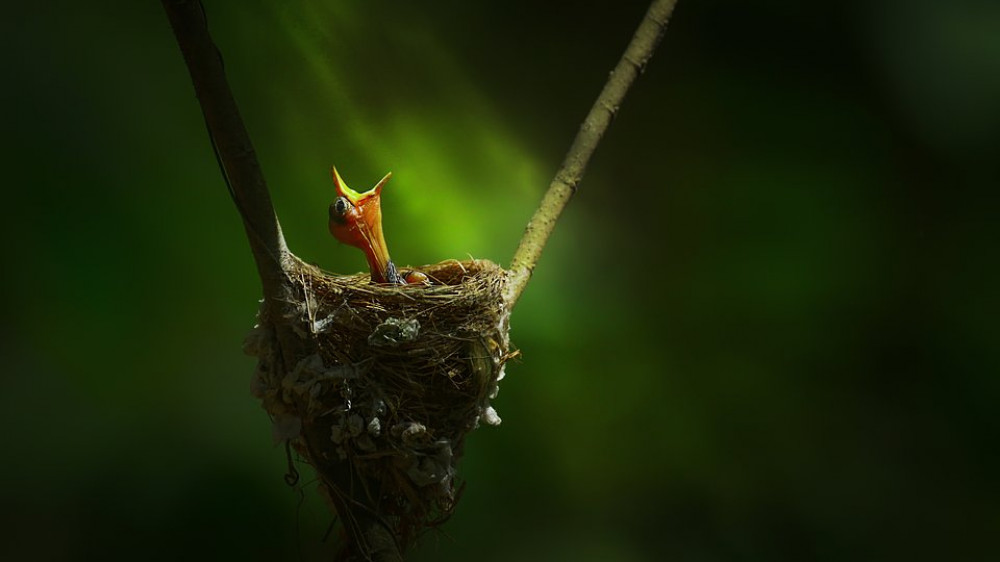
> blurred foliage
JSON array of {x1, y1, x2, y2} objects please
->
[{"x1": 1, "y1": 0, "x2": 998, "y2": 560}]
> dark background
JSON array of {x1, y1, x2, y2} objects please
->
[{"x1": 2, "y1": 0, "x2": 998, "y2": 560}]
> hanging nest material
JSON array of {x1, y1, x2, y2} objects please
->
[{"x1": 244, "y1": 257, "x2": 513, "y2": 552}]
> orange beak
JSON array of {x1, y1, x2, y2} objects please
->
[{"x1": 328, "y1": 167, "x2": 399, "y2": 283}]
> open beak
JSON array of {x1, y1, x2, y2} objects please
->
[
  {"x1": 354, "y1": 193, "x2": 393, "y2": 284},
  {"x1": 330, "y1": 167, "x2": 399, "y2": 284}
]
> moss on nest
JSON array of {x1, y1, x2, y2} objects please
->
[{"x1": 244, "y1": 258, "x2": 513, "y2": 549}]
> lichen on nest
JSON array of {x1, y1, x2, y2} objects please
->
[{"x1": 244, "y1": 258, "x2": 513, "y2": 545}]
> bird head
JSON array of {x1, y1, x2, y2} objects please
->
[{"x1": 328, "y1": 166, "x2": 396, "y2": 283}]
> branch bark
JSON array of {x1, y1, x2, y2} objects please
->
[
  {"x1": 162, "y1": 0, "x2": 290, "y2": 303},
  {"x1": 503, "y1": 0, "x2": 679, "y2": 308}
]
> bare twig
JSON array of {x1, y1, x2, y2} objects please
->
[
  {"x1": 504, "y1": 0, "x2": 679, "y2": 308},
  {"x1": 162, "y1": 0, "x2": 291, "y2": 302}
]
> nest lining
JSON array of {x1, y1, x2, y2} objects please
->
[{"x1": 244, "y1": 258, "x2": 512, "y2": 545}]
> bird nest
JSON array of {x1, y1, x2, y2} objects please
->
[{"x1": 243, "y1": 258, "x2": 513, "y2": 549}]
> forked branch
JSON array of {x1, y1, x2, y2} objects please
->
[
  {"x1": 162, "y1": 0, "x2": 677, "y2": 560},
  {"x1": 503, "y1": 0, "x2": 679, "y2": 308}
]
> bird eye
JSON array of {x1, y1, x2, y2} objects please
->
[{"x1": 329, "y1": 197, "x2": 351, "y2": 224}]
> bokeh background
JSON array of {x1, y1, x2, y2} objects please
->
[{"x1": 3, "y1": 0, "x2": 998, "y2": 560}]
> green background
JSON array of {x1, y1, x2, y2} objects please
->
[{"x1": 3, "y1": 0, "x2": 998, "y2": 560}]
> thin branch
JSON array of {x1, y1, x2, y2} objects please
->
[
  {"x1": 162, "y1": 0, "x2": 290, "y2": 302},
  {"x1": 504, "y1": 0, "x2": 679, "y2": 308}
]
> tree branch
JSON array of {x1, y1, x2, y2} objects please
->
[
  {"x1": 162, "y1": 3, "x2": 404, "y2": 560},
  {"x1": 503, "y1": 0, "x2": 679, "y2": 308},
  {"x1": 162, "y1": 0, "x2": 290, "y2": 303}
]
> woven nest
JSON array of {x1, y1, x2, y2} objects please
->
[{"x1": 244, "y1": 258, "x2": 513, "y2": 549}]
